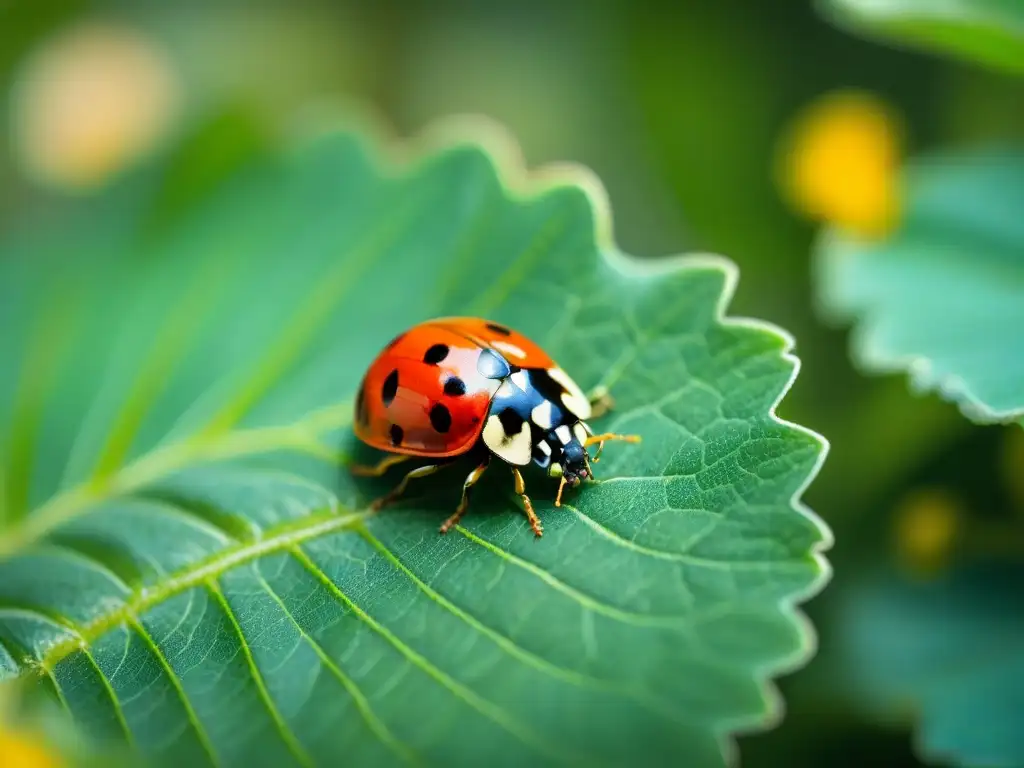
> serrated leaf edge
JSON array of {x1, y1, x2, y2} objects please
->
[
  {"x1": 262, "y1": 107, "x2": 838, "y2": 763},
  {"x1": 812, "y1": 225, "x2": 1024, "y2": 424},
  {"x1": 4, "y1": 108, "x2": 834, "y2": 767}
]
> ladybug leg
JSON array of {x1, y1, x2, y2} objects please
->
[
  {"x1": 586, "y1": 385, "x2": 615, "y2": 419},
  {"x1": 439, "y1": 457, "x2": 490, "y2": 534},
  {"x1": 510, "y1": 467, "x2": 543, "y2": 538},
  {"x1": 349, "y1": 453, "x2": 411, "y2": 477},
  {"x1": 369, "y1": 462, "x2": 449, "y2": 511}
]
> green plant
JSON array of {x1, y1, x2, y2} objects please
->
[
  {"x1": 0, "y1": 115, "x2": 831, "y2": 767},
  {"x1": 817, "y1": 0, "x2": 1024, "y2": 76},
  {"x1": 811, "y1": 2, "x2": 1024, "y2": 765}
]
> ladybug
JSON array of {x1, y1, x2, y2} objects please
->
[{"x1": 351, "y1": 317, "x2": 640, "y2": 537}]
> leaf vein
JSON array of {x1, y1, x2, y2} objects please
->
[
  {"x1": 453, "y1": 526, "x2": 686, "y2": 627},
  {"x1": 118, "y1": 496, "x2": 237, "y2": 545},
  {"x1": 360, "y1": 524, "x2": 674, "y2": 703},
  {"x1": 0, "y1": 606, "x2": 80, "y2": 638},
  {"x1": 467, "y1": 206, "x2": 572, "y2": 317},
  {"x1": 90, "y1": 254, "x2": 232, "y2": 484},
  {"x1": 78, "y1": 643, "x2": 138, "y2": 752},
  {"x1": 289, "y1": 545, "x2": 576, "y2": 764},
  {"x1": 26, "y1": 542, "x2": 134, "y2": 593},
  {"x1": 0, "y1": 401, "x2": 353, "y2": 561},
  {"x1": 127, "y1": 614, "x2": 222, "y2": 768},
  {"x1": 206, "y1": 579, "x2": 314, "y2": 768},
  {"x1": 35, "y1": 508, "x2": 368, "y2": 673},
  {"x1": 251, "y1": 567, "x2": 420, "y2": 766},
  {"x1": 563, "y1": 502, "x2": 759, "y2": 570},
  {"x1": 197, "y1": 179, "x2": 440, "y2": 439}
]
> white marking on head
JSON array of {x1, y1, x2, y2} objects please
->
[
  {"x1": 555, "y1": 425, "x2": 572, "y2": 444},
  {"x1": 573, "y1": 423, "x2": 588, "y2": 445},
  {"x1": 531, "y1": 400, "x2": 555, "y2": 429},
  {"x1": 494, "y1": 340, "x2": 527, "y2": 360},
  {"x1": 483, "y1": 413, "x2": 533, "y2": 465},
  {"x1": 536, "y1": 440, "x2": 552, "y2": 456},
  {"x1": 548, "y1": 367, "x2": 591, "y2": 419},
  {"x1": 510, "y1": 370, "x2": 529, "y2": 391}
]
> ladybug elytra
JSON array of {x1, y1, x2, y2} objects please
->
[{"x1": 351, "y1": 317, "x2": 640, "y2": 537}]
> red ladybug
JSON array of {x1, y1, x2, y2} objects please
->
[{"x1": 351, "y1": 317, "x2": 640, "y2": 537}]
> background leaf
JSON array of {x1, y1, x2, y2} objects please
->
[
  {"x1": 0, "y1": 118, "x2": 830, "y2": 767},
  {"x1": 814, "y1": 148, "x2": 1024, "y2": 423},
  {"x1": 816, "y1": 0, "x2": 1024, "y2": 75},
  {"x1": 832, "y1": 562, "x2": 1024, "y2": 768}
]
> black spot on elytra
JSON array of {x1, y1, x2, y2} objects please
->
[
  {"x1": 443, "y1": 376, "x2": 466, "y2": 396},
  {"x1": 430, "y1": 403, "x2": 452, "y2": 433},
  {"x1": 389, "y1": 424, "x2": 404, "y2": 446},
  {"x1": 381, "y1": 369, "x2": 399, "y2": 406},
  {"x1": 477, "y1": 348, "x2": 511, "y2": 380},
  {"x1": 498, "y1": 406, "x2": 525, "y2": 435},
  {"x1": 485, "y1": 322, "x2": 512, "y2": 336},
  {"x1": 424, "y1": 344, "x2": 449, "y2": 365}
]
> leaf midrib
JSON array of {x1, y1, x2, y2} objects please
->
[
  {"x1": 26, "y1": 504, "x2": 606, "y2": 766},
  {"x1": 35, "y1": 505, "x2": 367, "y2": 672},
  {"x1": 0, "y1": 401, "x2": 351, "y2": 561},
  {"x1": 13, "y1": 470, "x2": 779, "y2": 767}
]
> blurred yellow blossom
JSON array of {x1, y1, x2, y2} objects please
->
[
  {"x1": 9, "y1": 20, "x2": 182, "y2": 191},
  {"x1": 892, "y1": 487, "x2": 960, "y2": 575},
  {"x1": 776, "y1": 89, "x2": 904, "y2": 238},
  {"x1": 0, "y1": 724, "x2": 62, "y2": 768}
]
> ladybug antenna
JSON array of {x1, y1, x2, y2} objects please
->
[
  {"x1": 583, "y1": 452, "x2": 596, "y2": 480},
  {"x1": 555, "y1": 475, "x2": 568, "y2": 507}
]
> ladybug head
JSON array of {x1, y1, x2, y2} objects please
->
[
  {"x1": 545, "y1": 430, "x2": 591, "y2": 492},
  {"x1": 558, "y1": 440, "x2": 590, "y2": 486}
]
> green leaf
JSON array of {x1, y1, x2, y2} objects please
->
[
  {"x1": 0, "y1": 117, "x2": 831, "y2": 767},
  {"x1": 814, "y1": 147, "x2": 1024, "y2": 423},
  {"x1": 816, "y1": 0, "x2": 1024, "y2": 75},
  {"x1": 834, "y1": 563, "x2": 1024, "y2": 767}
]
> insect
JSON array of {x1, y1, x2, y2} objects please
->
[{"x1": 350, "y1": 317, "x2": 640, "y2": 537}]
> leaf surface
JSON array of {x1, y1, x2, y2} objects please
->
[
  {"x1": 815, "y1": 148, "x2": 1024, "y2": 423},
  {"x1": 817, "y1": 0, "x2": 1024, "y2": 75},
  {"x1": 0, "y1": 119, "x2": 830, "y2": 768},
  {"x1": 834, "y1": 563, "x2": 1024, "y2": 767}
]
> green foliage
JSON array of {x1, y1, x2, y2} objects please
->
[
  {"x1": 0, "y1": 120, "x2": 830, "y2": 767},
  {"x1": 813, "y1": 4, "x2": 1024, "y2": 765},
  {"x1": 815, "y1": 148, "x2": 1024, "y2": 423},
  {"x1": 834, "y1": 563, "x2": 1024, "y2": 768},
  {"x1": 817, "y1": 0, "x2": 1024, "y2": 76}
]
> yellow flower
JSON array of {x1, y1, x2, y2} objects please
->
[
  {"x1": 776, "y1": 89, "x2": 904, "y2": 238},
  {"x1": 9, "y1": 20, "x2": 182, "y2": 191},
  {"x1": 0, "y1": 725, "x2": 62, "y2": 768},
  {"x1": 892, "y1": 487, "x2": 960, "y2": 575}
]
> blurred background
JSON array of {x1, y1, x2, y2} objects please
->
[{"x1": 3, "y1": 1, "x2": 1023, "y2": 766}]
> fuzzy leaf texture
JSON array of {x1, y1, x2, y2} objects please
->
[
  {"x1": 0, "y1": 119, "x2": 830, "y2": 768},
  {"x1": 817, "y1": 0, "x2": 1024, "y2": 75},
  {"x1": 815, "y1": 148, "x2": 1024, "y2": 423}
]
